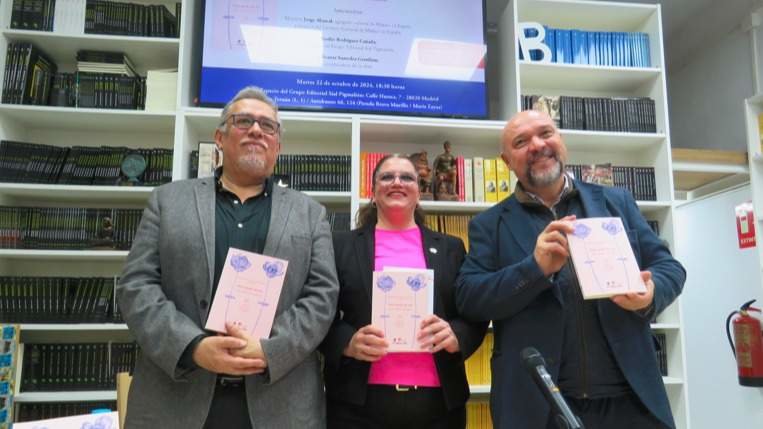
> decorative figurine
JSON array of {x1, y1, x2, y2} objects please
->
[
  {"x1": 119, "y1": 152, "x2": 147, "y2": 186},
  {"x1": 90, "y1": 216, "x2": 116, "y2": 249},
  {"x1": 408, "y1": 151, "x2": 433, "y2": 200},
  {"x1": 431, "y1": 141, "x2": 458, "y2": 201}
]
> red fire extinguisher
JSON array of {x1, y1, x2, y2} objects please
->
[{"x1": 726, "y1": 299, "x2": 763, "y2": 386}]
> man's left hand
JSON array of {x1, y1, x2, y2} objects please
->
[
  {"x1": 226, "y1": 323, "x2": 268, "y2": 370},
  {"x1": 610, "y1": 271, "x2": 654, "y2": 312}
]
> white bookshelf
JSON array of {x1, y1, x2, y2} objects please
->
[
  {"x1": 0, "y1": 0, "x2": 688, "y2": 426},
  {"x1": 744, "y1": 94, "x2": 763, "y2": 281}
]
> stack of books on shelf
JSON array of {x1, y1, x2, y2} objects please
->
[
  {"x1": 10, "y1": 0, "x2": 56, "y2": 31},
  {"x1": 326, "y1": 211, "x2": 351, "y2": 232},
  {"x1": 523, "y1": 95, "x2": 657, "y2": 133},
  {"x1": 0, "y1": 277, "x2": 121, "y2": 324},
  {"x1": 0, "y1": 326, "x2": 19, "y2": 429},
  {"x1": 360, "y1": 152, "x2": 513, "y2": 203},
  {"x1": 0, "y1": 207, "x2": 143, "y2": 250},
  {"x1": 466, "y1": 402, "x2": 492, "y2": 429},
  {"x1": 654, "y1": 331, "x2": 668, "y2": 377},
  {"x1": 520, "y1": 25, "x2": 651, "y2": 67},
  {"x1": 0, "y1": 140, "x2": 172, "y2": 186},
  {"x1": 274, "y1": 154, "x2": 351, "y2": 192},
  {"x1": 566, "y1": 163, "x2": 657, "y2": 201},
  {"x1": 85, "y1": 0, "x2": 179, "y2": 38},
  {"x1": 1, "y1": 42, "x2": 56, "y2": 105},
  {"x1": 15, "y1": 401, "x2": 117, "y2": 423},
  {"x1": 424, "y1": 214, "x2": 473, "y2": 250},
  {"x1": 20, "y1": 342, "x2": 138, "y2": 391}
]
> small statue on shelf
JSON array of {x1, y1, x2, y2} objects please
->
[
  {"x1": 408, "y1": 151, "x2": 433, "y2": 200},
  {"x1": 90, "y1": 216, "x2": 116, "y2": 249},
  {"x1": 432, "y1": 141, "x2": 458, "y2": 201}
]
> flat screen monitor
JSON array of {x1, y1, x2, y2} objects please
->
[{"x1": 199, "y1": 0, "x2": 488, "y2": 118}]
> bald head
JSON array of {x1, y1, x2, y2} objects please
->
[{"x1": 500, "y1": 110, "x2": 567, "y2": 197}]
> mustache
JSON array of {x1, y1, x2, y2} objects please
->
[{"x1": 527, "y1": 147, "x2": 558, "y2": 163}]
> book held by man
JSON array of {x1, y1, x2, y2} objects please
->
[
  {"x1": 205, "y1": 248, "x2": 288, "y2": 339},
  {"x1": 567, "y1": 217, "x2": 646, "y2": 299},
  {"x1": 371, "y1": 268, "x2": 434, "y2": 352}
]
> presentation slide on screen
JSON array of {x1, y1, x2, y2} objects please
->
[{"x1": 200, "y1": 0, "x2": 487, "y2": 117}]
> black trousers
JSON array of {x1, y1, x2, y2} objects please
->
[
  {"x1": 328, "y1": 384, "x2": 466, "y2": 429},
  {"x1": 203, "y1": 381, "x2": 253, "y2": 429},
  {"x1": 545, "y1": 392, "x2": 670, "y2": 429}
]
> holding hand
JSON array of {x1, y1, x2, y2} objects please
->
[
  {"x1": 226, "y1": 323, "x2": 267, "y2": 362},
  {"x1": 611, "y1": 270, "x2": 655, "y2": 312},
  {"x1": 344, "y1": 325, "x2": 389, "y2": 362},
  {"x1": 417, "y1": 315, "x2": 460, "y2": 354},
  {"x1": 534, "y1": 215, "x2": 576, "y2": 277},
  {"x1": 192, "y1": 333, "x2": 266, "y2": 375}
]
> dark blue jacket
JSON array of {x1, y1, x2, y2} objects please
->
[{"x1": 455, "y1": 180, "x2": 685, "y2": 429}]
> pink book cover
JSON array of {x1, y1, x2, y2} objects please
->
[
  {"x1": 371, "y1": 268, "x2": 434, "y2": 352},
  {"x1": 205, "y1": 247, "x2": 288, "y2": 339},
  {"x1": 13, "y1": 411, "x2": 119, "y2": 429},
  {"x1": 567, "y1": 217, "x2": 646, "y2": 299}
]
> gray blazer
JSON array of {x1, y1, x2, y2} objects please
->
[{"x1": 116, "y1": 177, "x2": 339, "y2": 429}]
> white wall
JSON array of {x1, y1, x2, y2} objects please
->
[
  {"x1": 667, "y1": 31, "x2": 754, "y2": 150},
  {"x1": 675, "y1": 185, "x2": 763, "y2": 429}
]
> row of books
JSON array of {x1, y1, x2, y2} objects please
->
[
  {"x1": 273, "y1": 155, "x2": 351, "y2": 192},
  {"x1": 521, "y1": 26, "x2": 651, "y2": 68},
  {"x1": 327, "y1": 211, "x2": 351, "y2": 232},
  {"x1": 0, "y1": 326, "x2": 18, "y2": 429},
  {"x1": 566, "y1": 163, "x2": 657, "y2": 202},
  {"x1": 524, "y1": 94, "x2": 657, "y2": 133},
  {"x1": 465, "y1": 332, "x2": 493, "y2": 386},
  {"x1": 0, "y1": 207, "x2": 143, "y2": 250},
  {"x1": 0, "y1": 277, "x2": 121, "y2": 324},
  {"x1": 1, "y1": 42, "x2": 56, "y2": 105},
  {"x1": 359, "y1": 153, "x2": 514, "y2": 204},
  {"x1": 0, "y1": 140, "x2": 172, "y2": 186},
  {"x1": 654, "y1": 331, "x2": 668, "y2": 377},
  {"x1": 10, "y1": 0, "x2": 56, "y2": 31},
  {"x1": 424, "y1": 214, "x2": 473, "y2": 251},
  {"x1": 15, "y1": 401, "x2": 116, "y2": 423},
  {"x1": 21, "y1": 342, "x2": 138, "y2": 391},
  {"x1": 85, "y1": 0, "x2": 179, "y2": 38},
  {"x1": 466, "y1": 402, "x2": 492, "y2": 429}
]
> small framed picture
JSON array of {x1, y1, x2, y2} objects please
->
[{"x1": 198, "y1": 141, "x2": 222, "y2": 178}]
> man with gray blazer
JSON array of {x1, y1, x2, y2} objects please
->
[{"x1": 117, "y1": 86, "x2": 339, "y2": 429}]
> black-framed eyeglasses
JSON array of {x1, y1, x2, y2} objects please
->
[
  {"x1": 376, "y1": 172, "x2": 417, "y2": 185},
  {"x1": 222, "y1": 114, "x2": 280, "y2": 135}
]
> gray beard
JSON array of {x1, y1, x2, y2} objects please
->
[
  {"x1": 526, "y1": 152, "x2": 563, "y2": 188},
  {"x1": 237, "y1": 155, "x2": 267, "y2": 174}
]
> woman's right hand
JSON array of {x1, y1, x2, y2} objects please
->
[{"x1": 343, "y1": 325, "x2": 389, "y2": 362}]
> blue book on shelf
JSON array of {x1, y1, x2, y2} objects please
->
[
  {"x1": 544, "y1": 25, "x2": 556, "y2": 62},
  {"x1": 640, "y1": 33, "x2": 652, "y2": 67},
  {"x1": 624, "y1": 33, "x2": 633, "y2": 67},
  {"x1": 563, "y1": 29, "x2": 573, "y2": 64},
  {"x1": 616, "y1": 32, "x2": 625, "y2": 66},
  {"x1": 571, "y1": 29, "x2": 588, "y2": 65},
  {"x1": 554, "y1": 29, "x2": 567, "y2": 63},
  {"x1": 588, "y1": 31, "x2": 599, "y2": 66}
]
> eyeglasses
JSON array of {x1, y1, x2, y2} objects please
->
[
  {"x1": 223, "y1": 114, "x2": 280, "y2": 135},
  {"x1": 376, "y1": 172, "x2": 417, "y2": 185}
]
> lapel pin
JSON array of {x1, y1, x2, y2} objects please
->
[{"x1": 429, "y1": 247, "x2": 437, "y2": 254}]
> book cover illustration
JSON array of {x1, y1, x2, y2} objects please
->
[
  {"x1": 567, "y1": 217, "x2": 646, "y2": 299},
  {"x1": 205, "y1": 248, "x2": 288, "y2": 339},
  {"x1": 372, "y1": 269, "x2": 434, "y2": 352},
  {"x1": 581, "y1": 163, "x2": 614, "y2": 186}
]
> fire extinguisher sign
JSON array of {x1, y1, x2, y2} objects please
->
[{"x1": 735, "y1": 201, "x2": 756, "y2": 249}]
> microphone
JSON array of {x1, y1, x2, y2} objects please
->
[{"x1": 521, "y1": 347, "x2": 585, "y2": 429}]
